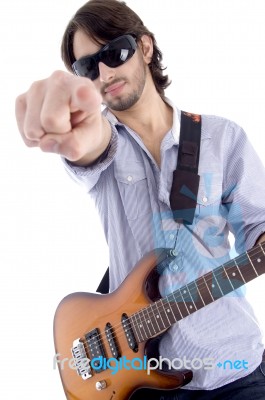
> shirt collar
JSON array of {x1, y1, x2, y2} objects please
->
[{"x1": 102, "y1": 97, "x2": 181, "y2": 144}]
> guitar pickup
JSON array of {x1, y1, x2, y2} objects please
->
[
  {"x1": 71, "y1": 339, "x2": 92, "y2": 380},
  {"x1": 85, "y1": 328, "x2": 106, "y2": 373},
  {"x1": 105, "y1": 322, "x2": 120, "y2": 359},
  {"x1": 121, "y1": 313, "x2": 138, "y2": 352}
]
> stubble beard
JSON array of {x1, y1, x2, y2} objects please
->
[{"x1": 101, "y1": 57, "x2": 147, "y2": 112}]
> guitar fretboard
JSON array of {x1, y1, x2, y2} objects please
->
[{"x1": 130, "y1": 242, "x2": 265, "y2": 343}]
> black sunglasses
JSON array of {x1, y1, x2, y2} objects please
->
[{"x1": 72, "y1": 34, "x2": 137, "y2": 81}]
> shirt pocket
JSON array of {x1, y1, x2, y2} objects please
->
[
  {"x1": 193, "y1": 179, "x2": 224, "y2": 235},
  {"x1": 195, "y1": 173, "x2": 222, "y2": 223},
  {"x1": 114, "y1": 162, "x2": 151, "y2": 221},
  {"x1": 196, "y1": 182, "x2": 223, "y2": 209}
]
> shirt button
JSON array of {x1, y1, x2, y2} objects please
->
[
  {"x1": 169, "y1": 263, "x2": 179, "y2": 272},
  {"x1": 202, "y1": 196, "x2": 208, "y2": 203},
  {"x1": 169, "y1": 234, "x2": 175, "y2": 240},
  {"x1": 127, "y1": 175, "x2": 133, "y2": 182}
]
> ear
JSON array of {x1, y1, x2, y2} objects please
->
[{"x1": 139, "y1": 35, "x2": 153, "y2": 64}]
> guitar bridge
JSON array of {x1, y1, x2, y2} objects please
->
[{"x1": 71, "y1": 339, "x2": 92, "y2": 380}]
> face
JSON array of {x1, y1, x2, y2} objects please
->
[{"x1": 73, "y1": 30, "x2": 152, "y2": 112}]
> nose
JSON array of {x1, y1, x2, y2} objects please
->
[{"x1": 98, "y1": 62, "x2": 116, "y2": 83}]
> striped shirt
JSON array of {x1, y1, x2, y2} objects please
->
[{"x1": 63, "y1": 99, "x2": 265, "y2": 390}]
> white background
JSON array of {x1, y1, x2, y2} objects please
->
[{"x1": 1, "y1": 0, "x2": 265, "y2": 398}]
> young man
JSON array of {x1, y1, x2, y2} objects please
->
[{"x1": 16, "y1": 0, "x2": 265, "y2": 399}]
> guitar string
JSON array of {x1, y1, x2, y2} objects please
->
[
  {"x1": 79, "y1": 244, "x2": 265, "y2": 355},
  {"x1": 81, "y1": 244, "x2": 265, "y2": 352}
]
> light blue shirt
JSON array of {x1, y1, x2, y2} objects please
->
[{"x1": 63, "y1": 100, "x2": 265, "y2": 390}]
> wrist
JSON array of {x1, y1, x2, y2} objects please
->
[{"x1": 70, "y1": 117, "x2": 111, "y2": 167}]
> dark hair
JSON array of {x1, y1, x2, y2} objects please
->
[{"x1": 61, "y1": 0, "x2": 171, "y2": 97}]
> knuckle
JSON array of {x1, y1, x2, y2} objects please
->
[
  {"x1": 66, "y1": 146, "x2": 84, "y2": 162},
  {"x1": 24, "y1": 128, "x2": 42, "y2": 140},
  {"x1": 25, "y1": 139, "x2": 39, "y2": 148},
  {"x1": 50, "y1": 70, "x2": 70, "y2": 87},
  {"x1": 19, "y1": 129, "x2": 40, "y2": 147},
  {"x1": 41, "y1": 114, "x2": 60, "y2": 132},
  {"x1": 63, "y1": 136, "x2": 85, "y2": 162},
  {"x1": 15, "y1": 93, "x2": 26, "y2": 110},
  {"x1": 50, "y1": 70, "x2": 67, "y2": 80},
  {"x1": 29, "y1": 79, "x2": 44, "y2": 93}
]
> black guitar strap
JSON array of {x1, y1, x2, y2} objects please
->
[
  {"x1": 97, "y1": 110, "x2": 202, "y2": 294},
  {"x1": 170, "y1": 111, "x2": 201, "y2": 224}
]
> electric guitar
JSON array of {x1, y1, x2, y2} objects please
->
[{"x1": 53, "y1": 242, "x2": 265, "y2": 399}]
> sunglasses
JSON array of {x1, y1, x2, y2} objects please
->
[{"x1": 72, "y1": 34, "x2": 137, "y2": 81}]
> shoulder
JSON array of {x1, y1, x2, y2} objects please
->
[
  {"x1": 200, "y1": 113, "x2": 246, "y2": 142},
  {"x1": 167, "y1": 98, "x2": 245, "y2": 141}
]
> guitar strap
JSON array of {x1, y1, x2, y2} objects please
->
[
  {"x1": 170, "y1": 111, "x2": 201, "y2": 224},
  {"x1": 97, "y1": 110, "x2": 202, "y2": 294}
]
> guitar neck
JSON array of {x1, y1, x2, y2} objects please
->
[{"x1": 131, "y1": 243, "x2": 265, "y2": 343}]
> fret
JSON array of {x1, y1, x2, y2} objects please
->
[
  {"x1": 202, "y1": 275, "x2": 214, "y2": 301},
  {"x1": 246, "y1": 253, "x2": 258, "y2": 277},
  {"x1": 158, "y1": 299, "x2": 172, "y2": 326},
  {"x1": 186, "y1": 281, "x2": 205, "y2": 310},
  {"x1": 139, "y1": 309, "x2": 150, "y2": 339},
  {"x1": 145, "y1": 304, "x2": 160, "y2": 335},
  {"x1": 232, "y1": 259, "x2": 245, "y2": 283},
  {"x1": 179, "y1": 285, "x2": 197, "y2": 314},
  {"x1": 224, "y1": 260, "x2": 245, "y2": 290},
  {"x1": 248, "y1": 245, "x2": 265, "y2": 276},
  {"x1": 163, "y1": 297, "x2": 178, "y2": 325},
  {"x1": 222, "y1": 265, "x2": 235, "y2": 290},
  {"x1": 212, "y1": 265, "x2": 234, "y2": 295},
  {"x1": 195, "y1": 276, "x2": 215, "y2": 305},
  {"x1": 204, "y1": 270, "x2": 223, "y2": 300},
  {"x1": 141, "y1": 301, "x2": 172, "y2": 339},
  {"x1": 166, "y1": 293, "x2": 184, "y2": 321},
  {"x1": 149, "y1": 303, "x2": 165, "y2": 333},
  {"x1": 172, "y1": 290, "x2": 190, "y2": 318},
  {"x1": 144, "y1": 306, "x2": 157, "y2": 337},
  {"x1": 179, "y1": 288, "x2": 191, "y2": 315},
  {"x1": 136, "y1": 313, "x2": 147, "y2": 341},
  {"x1": 234, "y1": 252, "x2": 257, "y2": 283},
  {"x1": 185, "y1": 284, "x2": 197, "y2": 310},
  {"x1": 121, "y1": 243, "x2": 265, "y2": 345},
  {"x1": 130, "y1": 313, "x2": 142, "y2": 342},
  {"x1": 155, "y1": 300, "x2": 168, "y2": 329}
]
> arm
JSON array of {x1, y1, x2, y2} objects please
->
[{"x1": 222, "y1": 122, "x2": 265, "y2": 252}]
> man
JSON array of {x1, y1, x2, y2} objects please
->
[{"x1": 16, "y1": 0, "x2": 265, "y2": 398}]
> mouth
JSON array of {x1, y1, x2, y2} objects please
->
[{"x1": 104, "y1": 81, "x2": 126, "y2": 96}]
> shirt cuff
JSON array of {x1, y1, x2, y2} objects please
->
[{"x1": 62, "y1": 124, "x2": 118, "y2": 178}]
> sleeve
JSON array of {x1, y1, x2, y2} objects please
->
[
  {"x1": 61, "y1": 123, "x2": 118, "y2": 192},
  {"x1": 222, "y1": 121, "x2": 265, "y2": 253}
]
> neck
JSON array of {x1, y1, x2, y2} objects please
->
[
  {"x1": 112, "y1": 88, "x2": 172, "y2": 139},
  {"x1": 131, "y1": 242, "x2": 265, "y2": 343},
  {"x1": 110, "y1": 81, "x2": 173, "y2": 166}
]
